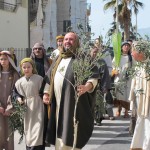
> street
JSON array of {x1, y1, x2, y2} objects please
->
[{"x1": 15, "y1": 108, "x2": 132, "y2": 150}]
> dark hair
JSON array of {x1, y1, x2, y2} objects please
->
[
  {"x1": 128, "y1": 52, "x2": 132, "y2": 66},
  {"x1": 121, "y1": 44, "x2": 132, "y2": 66}
]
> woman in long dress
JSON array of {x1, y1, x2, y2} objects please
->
[
  {"x1": 129, "y1": 40, "x2": 150, "y2": 150},
  {"x1": 0, "y1": 50, "x2": 20, "y2": 150},
  {"x1": 14, "y1": 58, "x2": 45, "y2": 150},
  {"x1": 112, "y1": 41, "x2": 132, "y2": 117}
]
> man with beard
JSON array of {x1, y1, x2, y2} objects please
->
[
  {"x1": 30, "y1": 42, "x2": 51, "y2": 77},
  {"x1": 43, "y1": 32, "x2": 99, "y2": 150}
]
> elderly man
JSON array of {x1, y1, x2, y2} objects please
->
[
  {"x1": 43, "y1": 32, "x2": 99, "y2": 149},
  {"x1": 30, "y1": 42, "x2": 51, "y2": 77},
  {"x1": 30, "y1": 43, "x2": 51, "y2": 149}
]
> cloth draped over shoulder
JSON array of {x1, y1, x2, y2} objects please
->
[
  {"x1": 48, "y1": 48, "x2": 76, "y2": 104},
  {"x1": 44, "y1": 51, "x2": 99, "y2": 149}
]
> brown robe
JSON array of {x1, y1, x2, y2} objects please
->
[{"x1": 0, "y1": 71, "x2": 19, "y2": 150}]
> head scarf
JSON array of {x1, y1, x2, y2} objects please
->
[
  {"x1": 121, "y1": 41, "x2": 130, "y2": 48},
  {"x1": 0, "y1": 50, "x2": 19, "y2": 82},
  {"x1": 0, "y1": 50, "x2": 18, "y2": 72},
  {"x1": 20, "y1": 58, "x2": 37, "y2": 76},
  {"x1": 56, "y1": 34, "x2": 64, "y2": 40},
  {"x1": 30, "y1": 42, "x2": 50, "y2": 73},
  {"x1": 32, "y1": 42, "x2": 45, "y2": 51}
]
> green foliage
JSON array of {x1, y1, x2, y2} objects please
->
[
  {"x1": 133, "y1": 40, "x2": 150, "y2": 58},
  {"x1": 71, "y1": 24, "x2": 103, "y2": 87},
  {"x1": 73, "y1": 50, "x2": 92, "y2": 86},
  {"x1": 95, "y1": 90, "x2": 105, "y2": 113},
  {"x1": 66, "y1": 23, "x2": 104, "y2": 149},
  {"x1": 103, "y1": 0, "x2": 144, "y2": 41},
  {"x1": 9, "y1": 101, "x2": 27, "y2": 144}
]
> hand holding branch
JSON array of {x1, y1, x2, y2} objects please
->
[
  {"x1": 17, "y1": 97, "x2": 24, "y2": 105},
  {"x1": 77, "y1": 82, "x2": 93, "y2": 96},
  {"x1": 43, "y1": 93, "x2": 50, "y2": 105}
]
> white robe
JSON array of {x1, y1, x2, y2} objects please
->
[
  {"x1": 130, "y1": 67, "x2": 150, "y2": 150},
  {"x1": 113, "y1": 54, "x2": 132, "y2": 101}
]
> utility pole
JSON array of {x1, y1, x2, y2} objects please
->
[
  {"x1": 116, "y1": 0, "x2": 119, "y2": 33},
  {"x1": 136, "y1": 13, "x2": 137, "y2": 40}
]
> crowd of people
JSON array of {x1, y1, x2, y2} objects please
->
[{"x1": 0, "y1": 31, "x2": 150, "y2": 150}]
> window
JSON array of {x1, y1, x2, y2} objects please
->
[{"x1": 63, "y1": 20, "x2": 71, "y2": 32}]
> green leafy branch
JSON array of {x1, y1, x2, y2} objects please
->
[{"x1": 9, "y1": 100, "x2": 27, "y2": 144}]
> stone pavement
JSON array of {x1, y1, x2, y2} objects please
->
[{"x1": 15, "y1": 108, "x2": 132, "y2": 150}]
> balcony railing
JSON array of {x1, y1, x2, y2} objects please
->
[{"x1": 0, "y1": 1, "x2": 21, "y2": 12}]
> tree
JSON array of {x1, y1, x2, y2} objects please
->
[{"x1": 103, "y1": 0, "x2": 143, "y2": 41}]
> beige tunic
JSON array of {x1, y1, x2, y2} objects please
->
[{"x1": 15, "y1": 74, "x2": 44, "y2": 147}]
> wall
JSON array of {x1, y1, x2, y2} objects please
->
[{"x1": 0, "y1": 4, "x2": 29, "y2": 49}]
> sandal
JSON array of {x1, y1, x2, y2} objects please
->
[{"x1": 124, "y1": 109, "x2": 129, "y2": 118}]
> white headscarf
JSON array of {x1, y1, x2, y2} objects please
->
[{"x1": 0, "y1": 50, "x2": 18, "y2": 72}]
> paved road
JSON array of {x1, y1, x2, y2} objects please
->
[
  {"x1": 83, "y1": 117, "x2": 132, "y2": 150},
  {"x1": 15, "y1": 108, "x2": 132, "y2": 150}
]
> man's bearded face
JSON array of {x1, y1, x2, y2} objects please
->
[{"x1": 63, "y1": 33, "x2": 76, "y2": 50}]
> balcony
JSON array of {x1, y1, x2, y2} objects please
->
[{"x1": 0, "y1": 1, "x2": 21, "y2": 12}]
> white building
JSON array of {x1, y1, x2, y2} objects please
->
[
  {"x1": 0, "y1": 0, "x2": 29, "y2": 49},
  {"x1": 31, "y1": 0, "x2": 90, "y2": 49},
  {"x1": 0, "y1": 0, "x2": 90, "y2": 50}
]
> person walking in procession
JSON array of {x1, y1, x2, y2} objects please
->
[
  {"x1": 112, "y1": 41, "x2": 132, "y2": 118},
  {"x1": 90, "y1": 45, "x2": 114, "y2": 126},
  {"x1": 43, "y1": 32, "x2": 99, "y2": 150},
  {"x1": 13, "y1": 58, "x2": 45, "y2": 150},
  {"x1": 0, "y1": 50, "x2": 20, "y2": 150},
  {"x1": 50, "y1": 34, "x2": 64, "y2": 59},
  {"x1": 129, "y1": 40, "x2": 150, "y2": 150},
  {"x1": 30, "y1": 42, "x2": 51, "y2": 77}
]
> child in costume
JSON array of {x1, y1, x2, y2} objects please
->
[
  {"x1": 0, "y1": 50, "x2": 20, "y2": 150},
  {"x1": 13, "y1": 58, "x2": 45, "y2": 150}
]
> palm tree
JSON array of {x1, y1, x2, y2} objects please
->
[{"x1": 103, "y1": 0, "x2": 143, "y2": 40}]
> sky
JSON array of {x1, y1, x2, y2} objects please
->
[{"x1": 87, "y1": 0, "x2": 150, "y2": 39}]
